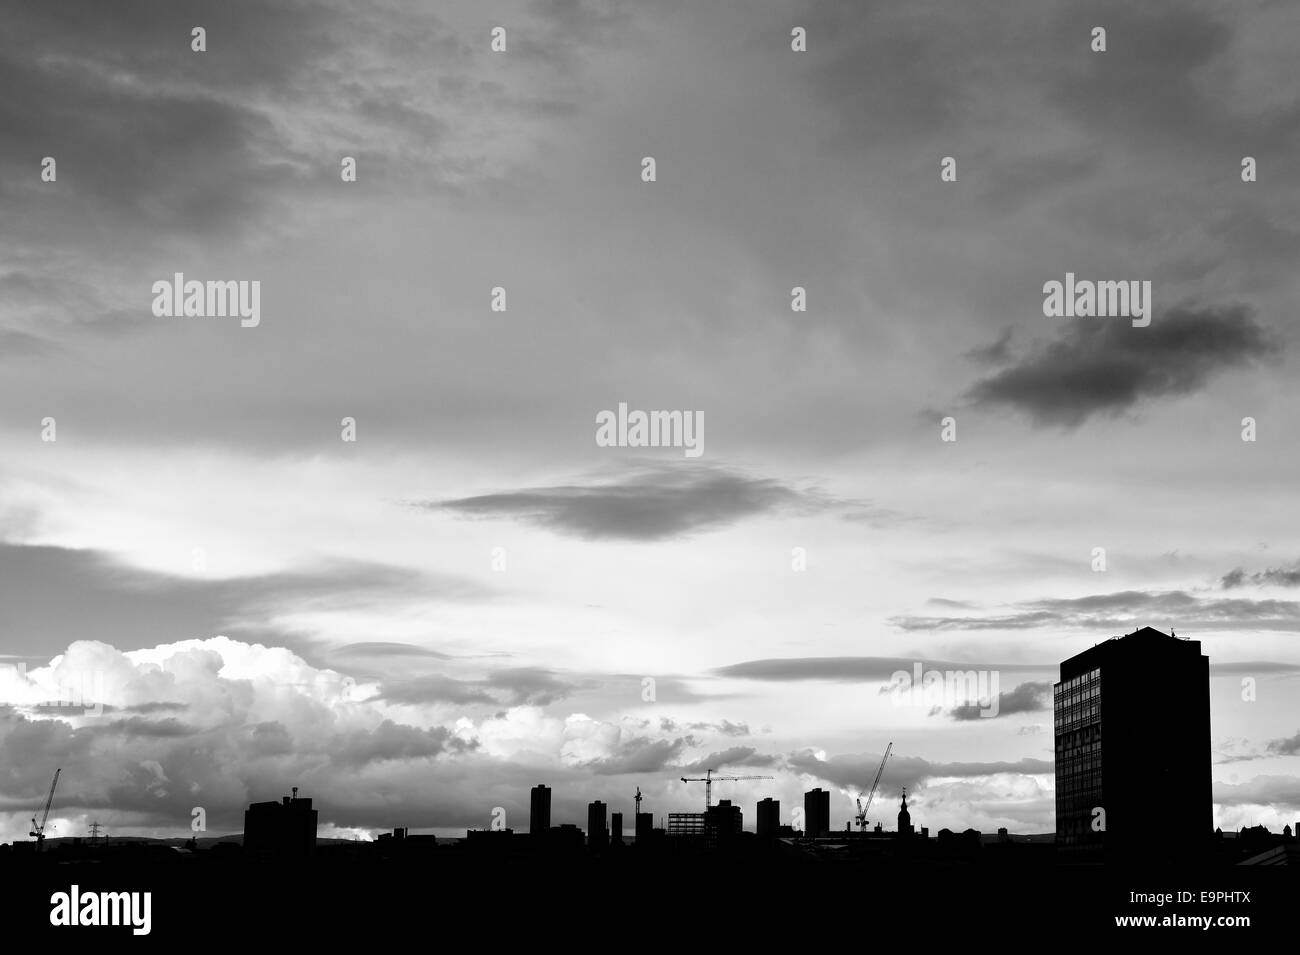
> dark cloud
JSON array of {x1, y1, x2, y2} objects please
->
[
  {"x1": 1266, "y1": 731, "x2": 1300, "y2": 757},
  {"x1": 947, "y1": 682, "x2": 1051, "y2": 720},
  {"x1": 655, "y1": 717, "x2": 751, "y2": 737},
  {"x1": 115, "y1": 702, "x2": 188, "y2": 715},
  {"x1": 0, "y1": 0, "x2": 572, "y2": 351},
  {"x1": 83, "y1": 717, "x2": 197, "y2": 739},
  {"x1": 483, "y1": 668, "x2": 582, "y2": 707},
  {"x1": 694, "y1": 720, "x2": 751, "y2": 737},
  {"x1": 1043, "y1": 1, "x2": 1300, "y2": 156},
  {"x1": 1221, "y1": 568, "x2": 1247, "y2": 589},
  {"x1": 793, "y1": 0, "x2": 1005, "y2": 154},
  {"x1": 966, "y1": 304, "x2": 1277, "y2": 427},
  {"x1": 426, "y1": 465, "x2": 834, "y2": 541},
  {"x1": 374, "y1": 675, "x2": 497, "y2": 707},
  {"x1": 332, "y1": 720, "x2": 471, "y2": 767},
  {"x1": 247, "y1": 721, "x2": 294, "y2": 757},
  {"x1": 331, "y1": 642, "x2": 452, "y2": 661},
  {"x1": 1221, "y1": 562, "x2": 1300, "y2": 589},
  {"x1": 0, "y1": 0, "x2": 483, "y2": 241},
  {"x1": 964, "y1": 326, "x2": 1015, "y2": 365},
  {"x1": 0, "y1": 2, "x2": 335, "y2": 245},
  {"x1": 579, "y1": 736, "x2": 688, "y2": 776},
  {"x1": 676, "y1": 747, "x2": 778, "y2": 774}
]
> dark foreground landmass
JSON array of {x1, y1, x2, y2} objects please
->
[{"x1": 1, "y1": 847, "x2": 1292, "y2": 942}]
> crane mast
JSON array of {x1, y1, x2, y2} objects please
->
[
  {"x1": 855, "y1": 743, "x2": 893, "y2": 831},
  {"x1": 30, "y1": 767, "x2": 62, "y2": 851}
]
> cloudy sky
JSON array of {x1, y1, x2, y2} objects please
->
[{"x1": 2, "y1": 0, "x2": 1299, "y2": 843}]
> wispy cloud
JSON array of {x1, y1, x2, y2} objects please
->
[
  {"x1": 892, "y1": 589, "x2": 1300, "y2": 633},
  {"x1": 379, "y1": 667, "x2": 583, "y2": 707},
  {"x1": 714, "y1": 656, "x2": 1049, "y2": 682},
  {"x1": 0, "y1": 542, "x2": 490, "y2": 658},
  {"x1": 424, "y1": 465, "x2": 841, "y2": 541}
]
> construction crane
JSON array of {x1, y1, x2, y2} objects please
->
[
  {"x1": 30, "y1": 767, "x2": 61, "y2": 852},
  {"x1": 680, "y1": 769, "x2": 774, "y2": 810},
  {"x1": 854, "y1": 743, "x2": 892, "y2": 832}
]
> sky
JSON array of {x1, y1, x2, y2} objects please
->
[{"x1": 2, "y1": 0, "x2": 1299, "y2": 843}]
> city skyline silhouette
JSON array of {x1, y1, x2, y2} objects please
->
[{"x1": 2, "y1": 0, "x2": 1298, "y2": 939}]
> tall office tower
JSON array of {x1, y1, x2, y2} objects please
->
[
  {"x1": 804, "y1": 788, "x2": 830, "y2": 838},
  {"x1": 530, "y1": 784, "x2": 551, "y2": 835},
  {"x1": 1055, "y1": 626, "x2": 1211, "y2": 863},
  {"x1": 587, "y1": 800, "x2": 608, "y2": 849},
  {"x1": 610, "y1": 812, "x2": 624, "y2": 846},
  {"x1": 756, "y1": 797, "x2": 780, "y2": 838}
]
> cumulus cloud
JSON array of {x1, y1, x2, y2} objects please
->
[
  {"x1": 0, "y1": 637, "x2": 502, "y2": 839},
  {"x1": 0, "y1": 639, "x2": 793, "y2": 841}
]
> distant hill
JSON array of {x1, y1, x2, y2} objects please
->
[{"x1": 28, "y1": 835, "x2": 360, "y2": 849}]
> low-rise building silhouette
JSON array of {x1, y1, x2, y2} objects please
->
[
  {"x1": 704, "y1": 799, "x2": 742, "y2": 849},
  {"x1": 243, "y1": 787, "x2": 318, "y2": 860}
]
